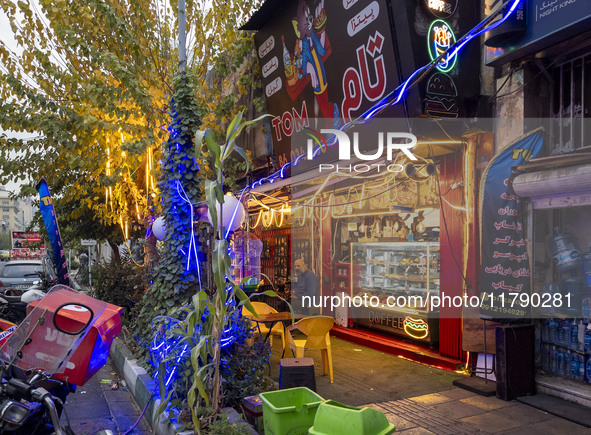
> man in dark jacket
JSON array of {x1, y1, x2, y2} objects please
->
[{"x1": 293, "y1": 258, "x2": 320, "y2": 315}]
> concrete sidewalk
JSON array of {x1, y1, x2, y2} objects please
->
[
  {"x1": 268, "y1": 336, "x2": 591, "y2": 434},
  {"x1": 367, "y1": 387, "x2": 591, "y2": 434}
]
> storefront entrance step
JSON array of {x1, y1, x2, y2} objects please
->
[
  {"x1": 534, "y1": 373, "x2": 591, "y2": 409},
  {"x1": 517, "y1": 394, "x2": 591, "y2": 428},
  {"x1": 452, "y1": 376, "x2": 496, "y2": 397},
  {"x1": 330, "y1": 326, "x2": 462, "y2": 371}
]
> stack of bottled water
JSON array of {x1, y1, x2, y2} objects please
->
[{"x1": 541, "y1": 318, "x2": 591, "y2": 383}]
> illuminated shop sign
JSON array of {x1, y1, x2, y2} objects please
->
[
  {"x1": 427, "y1": 19, "x2": 457, "y2": 73},
  {"x1": 424, "y1": 0, "x2": 458, "y2": 19},
  {"x1": 403, "y1": 317, "x2": 429, "y2": 339}
]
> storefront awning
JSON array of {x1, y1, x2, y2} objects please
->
[{"x1": 512, "y1": 161, "x2": 591, "y2": 209}]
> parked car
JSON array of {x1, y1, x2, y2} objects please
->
[{"x1": 0, "y1": 260, "x2": 46, "y2": 290}]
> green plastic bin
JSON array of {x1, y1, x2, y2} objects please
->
[
  {"x1": 259, "y1": 387, "x2": 324, "y2": 435},
  {"x1": 308, "y1": 400, "x2": 395, "y2": 435}
]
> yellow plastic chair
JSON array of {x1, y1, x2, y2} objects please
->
[
  {"x1": 243, "y1": 302, "x2": 285, "y2": 351},
  {"x1": 286, "y1": 316, "x2": 335, "y2": 383}
]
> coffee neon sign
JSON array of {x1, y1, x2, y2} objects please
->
[{"x1": 427, "y1": 19, "x2": 457, "y2": 73}]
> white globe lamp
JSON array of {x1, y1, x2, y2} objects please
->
[
  {"x1": 152, "y1": 216, "x2": 167, "y2": 240},
  {"x1": 207, "y1": 194, "x2": 246, "y2": 233}
]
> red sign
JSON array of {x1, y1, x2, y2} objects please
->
[{"x1": 11, "y1": 231, "x2": 46, "y2": 260}]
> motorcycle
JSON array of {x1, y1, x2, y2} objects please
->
[
  {"x1": 0, "y1": 284, "x2": 122, "y2": 434},
  {"x1": 0, "y1": 270, "x2": 58, "y2": 325}
]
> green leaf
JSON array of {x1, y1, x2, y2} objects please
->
[
  {"x1": 233, "y1": 145, "x2": 251, "y2": 171},
  {"x1": 225, "y1": 111, "x2": 243, "y2": 144},
  {"x1": 194, "y1": 130, "x2": 205, "y2": 160},
  {"x1": 204, "y1": 129, "x2": 220, "y2": 166}
]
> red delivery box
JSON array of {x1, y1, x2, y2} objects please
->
[{"x1": 27, "y1": 287, "x2": 122, "y2": 386}]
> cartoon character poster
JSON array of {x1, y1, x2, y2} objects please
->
[{"x1": 254, "y1": 0, "x2": 412, "y2": 167}]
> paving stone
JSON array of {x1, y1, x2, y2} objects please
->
[
  {"x1": 382, "y1": 413, "x2": 418, "y2": 430},
  {"x1": 432, "y1": 400, "x2": 487, "y2": 419},
  {"x1": 396, "y1": 427, "x2": 436, "y2": 434},
  {"x1": 65, "y1": 417, "x2": 118, "y2": 435},
  {"x1": 460, "y1": 395, "x2": 518, "y2": 411},
  {"x1": 439, "y1": 387, "x2": 478, "y2": 400},
  {"x1": 408, "y1": 393, "x2": 455, "y2": 405},
  {"x1": 498, "y1": 402, "x2": 554, "y2": 425},
  {"x1": 461, "y1": 410, "x2": 522, "y2": 433},
  {"x1": 496, "y1": 418, "x2": 591, "y2": 435}
]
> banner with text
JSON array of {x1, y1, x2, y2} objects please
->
[
  {"x1": 36, "y1": 179, "x2": 69, "y2": 285},
  {"x1": 479, "y1": 128, "x2": 545, "y2": 321}
]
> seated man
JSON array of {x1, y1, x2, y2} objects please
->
[{"x1": 293, "y1": 258, "x2": 320, "y2": 315}]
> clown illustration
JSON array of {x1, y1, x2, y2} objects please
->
[{"x1": 283, "y1": 0, "x2": 340, "y2": 126}]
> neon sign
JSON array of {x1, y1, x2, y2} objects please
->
[
  {"x1": 427, "y1": 19, "x2": 457, "y2": 73},
  {"x1": 403, "y1": 317, "x2": 429, "y2": 339},
  {"x1": 425, "y1": 0, "x2": 458, "y2": 19}
]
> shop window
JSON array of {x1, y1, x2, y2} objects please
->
[{"x1": 551, "y1": 53, "x2": 591, "y2": 154}]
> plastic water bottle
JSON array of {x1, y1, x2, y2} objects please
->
[
  {"x1": 576, "y1": 354, "x2": 585, "y2": 381},
  {"x1": 582, "y1": 244, "x2": 591, "y2": 277},
  {"x1": 586, "y1": 356, "x2": 591, "y2": 383},
  {"x1": 550, "y1": 346, "x2": 557, "y2": 373},
  {"x1": 548, "y1": 227, "x2": 582, "y2": 276},
  {"x1": 542, "y1": 319, "x2": 550, "y2": 343},
  {"x1": 583, "y1": 297, "x2": 591, "y2": 323},
  {"x1": 556, "y1": 348, "x2": 565, "y2": 376},
  {"x1": 569, "y1": 352, "x2": 578, "y2": 379},
  {"x1": 557, "y1": 320, "x2": 565, "y2": 345},
  {"x1": 542, "y1": 344, "x2": 551, "y2": 372},
  {"x1": 570, "y1": 319, "x2": 579, "y2": 350},
  {"x1": 585, "y1": 326, "x2": 591, "y2": 354},
  {"x1": 548, "y1": 319, "x2": 557, "y2": 344}
]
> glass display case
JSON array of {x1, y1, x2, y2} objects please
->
[{"x1": 350, "y1": 242, "x2": 440, "y2": 345}]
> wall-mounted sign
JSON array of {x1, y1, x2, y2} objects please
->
[
  {"x1": 485, "y1": 0, "x2": 591, "y2": 66},
  {"x1": 249, "y1": 0, "x2": 408, "y2": 167},
  {"x1": 427, "y1": 19, "x2": 457, "y2": 73},
  {"x1": 403, "y1": 317, "x2": 429, "y2": 339},
  {"x1": 425, "y1": 72, "x2": 458, "y2": 118},
  {"x1": 11, "y1": 231, "x2": 46, "y2": 260},
  {"x1": 423, "y1": 0, "x2": 458, "y2": 19}
]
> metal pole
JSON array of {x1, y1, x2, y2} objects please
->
[
  {"x1": 178, "y1": 0, "x2": 186, "y2": 73},
  {"x1": 88, "y1": 246, "x2": 92, "y2": 290}
]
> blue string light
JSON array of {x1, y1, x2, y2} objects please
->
[{"x1": 175, "y1": 180, "x2": 202, "y2": 290}]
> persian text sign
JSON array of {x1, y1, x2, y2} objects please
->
[
  {"x1": 479, "y1": 129, "x2": 545, "y2": 321},
  {"x1": 254, "y1": 0, "x2": 402, "y2": 167}
]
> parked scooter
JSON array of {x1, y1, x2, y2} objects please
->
[
  {"x1": 0, "y1": 285, "x2": 122, "y2": 434},
  {"x1": 0, "y1": 265, "x2": 58, "y2": 324}
]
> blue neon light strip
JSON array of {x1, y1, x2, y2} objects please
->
[{"x1": 175, "y1": 180, "x2": 202, "y2": 290}]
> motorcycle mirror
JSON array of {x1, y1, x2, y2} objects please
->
[
  {"x1": 0, "y1": 399, "x2": 30, "y2": 424},
  {"x1": 52, "y1": 303, "x2": 94, "y2": 336}
]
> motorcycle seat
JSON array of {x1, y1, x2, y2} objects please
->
[{"x1": 0, "y1": 294, "x2": 22, "y2": 304}]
